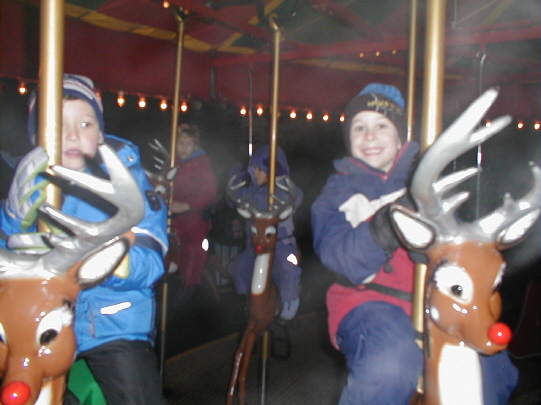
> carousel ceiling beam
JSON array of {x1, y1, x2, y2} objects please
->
[
  {"x1": 169, "y1": 0, "x2": 272, "y2": 41},
  {"x1": 306, "y1": 0, "x2": 382, "y2": 40},
  {"x1": 211, "y1": 24, "x2": 540, "y2": 66}
]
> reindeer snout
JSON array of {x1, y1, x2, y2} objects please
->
[
  {"x1": 488, "y1": 322, "x2": 512, "y2": 346},
  {"x1": 1, "y1": 380, "x2": 31, "y2": 405}
]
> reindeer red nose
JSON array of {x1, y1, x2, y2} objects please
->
[
  {"x1": 254, "y1": 244, "x2": 265, "y2": 255},
  {"x1": 488, "y1": 322, "x2": 512, "y2": 345},
  {"x1": 2, "y1": 381, "x2": 31, "y2": 405}
]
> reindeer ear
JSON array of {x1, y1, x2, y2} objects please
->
[
  {"x1": 496, "y1": 208, "x2": 540, "y2": 249},
  {"x1": 390, "y1": 205, "x2": 436, "y2": 250},
  {"x1": 77, "y1": 238, "x2": 131, "y2": 289}
]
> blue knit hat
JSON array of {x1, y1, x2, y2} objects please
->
[
  {"x1": 28, "y1": 74, "x2": 104, "y2": 143},
  {"x1": 342, "y1": 83, "x2": 406, "y2": 154}
]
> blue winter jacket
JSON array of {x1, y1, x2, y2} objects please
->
[
  {"x1": 311, "y1": 142, "x2": 419, "y2": 285},
  {"x1": 0, "y1": 135, "x2": 168, "y2": 353}
]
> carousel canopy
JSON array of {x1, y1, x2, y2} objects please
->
[{"x1": 1, "y1": 0, "x2": 540, "y2": 119}]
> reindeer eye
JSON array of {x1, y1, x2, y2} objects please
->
[
  {"x1": 265, "y1": 226, "x2": 276, "y2": 239},
  {"x1": 0, "y1": 322, "x2": 7, "y2": 345},
  {"x1": 451, "y1": 285, "x2": 463, "y2": 296},
  {"x1": 36, "y1": 305, "x2": 74, "y2": 347},
  {"x1": 40, "y1": 329, "x2": 58, "y2": 346},
  {"x1": 434, "y1": 265, "x2": 473, "y2": 304}
]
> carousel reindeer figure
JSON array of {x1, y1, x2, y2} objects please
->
[
  {"x1": 0, "y1": 145, "x2": 145, "y2": 405},
  {"x1": 225, "y1": 175, "x2": 297, "y2": 405},
  {"x1": 390, "y1": 88, "x2": 541, "y2": 405},
  {"x1": 145, "y1": 138, "x2": 179, "y2": 202}
]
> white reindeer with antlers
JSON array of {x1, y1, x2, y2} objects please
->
[
  {"x1": 390, "y1": 88, "x2": 540, "y2": 405},
  {"x1": 0, "y1": 144, "x2": 163, "y2": 405}
]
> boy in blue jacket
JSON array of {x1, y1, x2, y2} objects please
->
[
  {"x1": 311, "y1": 83, "x2": 518, "y2": 405},
  {"x1": 0, "y1": 75, "x2": 169, "y2": 405}
]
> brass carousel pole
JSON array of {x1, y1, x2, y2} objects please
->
[
  {"x1": 414, "y1": 0, "x2": 446, "y2": 398},
  {"x1": 37, "y1": 0, "x2": 64, "y2": 232},
  {"x1": 158, "y1": 5, "x2": 186, "y2": 385},
  {"x1": 259, "y1": 13, "x2": 281, "y2": 405},
  {"x1": 406, "y1": 0, "x2": 418, "y2": 143}
]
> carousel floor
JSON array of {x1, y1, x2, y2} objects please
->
[{"x1": 157, "y1": 246, "x2": 541, "y2": 405}]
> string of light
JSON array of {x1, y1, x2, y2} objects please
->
[{"x1": 14, "y1": 79, "x2": 541, "y2": 128}]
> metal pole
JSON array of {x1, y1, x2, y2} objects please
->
[
  {"x1": 406, "y1": 0, "x2": 418, "y2": 143},
  {"x1": 258, "y1": 13, "x2": 282, "y2": 405},
  {"x1": 37, "y1": 0, "x2": 64, "y2": 231},
  {"x1": 158, "y1": 6, "x2": 186, "y2": 385},
  {"x1": 415, "y1": 0, "x2": 447, "y2": 397}
]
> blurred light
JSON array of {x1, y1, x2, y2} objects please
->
[
  {"x1": 160, "y1": 99, "x2": 168, "y2": 110},
  {"x1": 18, "y1": 81, "x2": 27, "y2": 95},
  {"x1": 340, "y1": 114, "x2": 345, "y2": 122},
  {"x1": 359, "y1": 52, "x2": 364, "y2": 58},
  {"x1": 485, "y1": 120, "x2": 492, "y2": 128},
  {"x1": 202, "y1": 238, "x2": 209, "y2": 252},
  {"x1": 306, "y1": 111, "x2": 313, "y2": 120},
  {"x1": 138, "y1": 97, "x2": 146, "y2": 109},
  {"x1": 162, "y1": 1, "x2": 170, "y2": 8},
  {"x1": 375, "y1": 51, "x2": 380, "y2": 56},
  {"x1": 180, "y1": 101, "x2": 188, "y2": 112},
  {"x1": 517, "y1": 121, "x2": 524, "y2": 129},
  {"x1": 392, "y1": 49, "x2": 397, "y2": 54},
  {"x1": 256, "y1": 106, "x2": 264, "y2": 116},
  {"x1": 290, "y1": 110, "x2": 297, "y2": 119},
  {"x1": 117, "y1": 91, "x2": 125, "y2": 107},
  {"x1": 534, "y1": 122, "x2": 540, "y2": 130},
  {"x1": 240, "y1": 106, "x2": 247, "y2": 116},
  {"x1": 322, "y1": 113, "x2": 329, "y2": 122},
  {"x1": 287, "y1": 253, "x2": 298, "y2": 265}
]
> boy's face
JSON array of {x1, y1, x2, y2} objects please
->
[
  {"x1": 349, "y1": 110, "x2": 402, "y2": 173},
  {"x1": 62, "y1": 99, "x2": 103, "y2": 171},
  {"x1": 253, "y1": 167, "x2": 268, "y2": 186},
  {"x1": 176, "y1": 135, "x2": 197, "y2": 161}
]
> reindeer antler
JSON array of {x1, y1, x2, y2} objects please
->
[
  {"x1": 408, "y1": 87, "x2": 541, "y2": 245},
  {"x1": 10, "y1": 144, "x2": 145, "y2": 276},
  {"x1": 226, "y1": 175, "x2": 297, "y2": 220}
]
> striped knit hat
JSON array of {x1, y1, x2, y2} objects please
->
[{"x1": 28, "y1": 74, "x2": 104, "y2": 143}]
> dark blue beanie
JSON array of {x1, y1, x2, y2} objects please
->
[
  {"x1": 28, "y1": 74, "x2": 104, "y2": 144},
  {"x1": 342, "y1": 83, "x2": 406, "y2": 154}
]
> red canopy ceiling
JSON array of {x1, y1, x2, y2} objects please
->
[{"x1": 1, "y1": 0, "x2": 540, "y2": 119}]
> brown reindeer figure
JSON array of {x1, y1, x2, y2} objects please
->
[
  {"x1": 0, "y1": 144, "x2": 145, "y2": 405},
  {"x1": 225, "y1": 175, "x2": 297, "y2": 405},
  {"x1": 390, "y1": 88, "x2": 541, "y2": 405}
]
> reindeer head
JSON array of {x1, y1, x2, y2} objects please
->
[
  {"x1": 144, "y1": 139, "x2": 178, "y2": 201},
  {"x1": 390, "y1": 88, "x2": 541, "y2": 355},
  {"x1": 226, "y1": 176, "x2": 297, "y2": 294},
  {"x1": 0, "y1": 145, "x2": 145, "y2": 405}
]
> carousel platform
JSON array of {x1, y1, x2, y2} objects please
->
[{"x1": 162, "y1": 311, "x2": 347, "y2": 405}]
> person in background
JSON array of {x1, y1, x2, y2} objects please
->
[
  {"x1": 311, "y1": 83, "x2": 518, "y2": 405},
  {"x1": 0, "y1": 74, "x2": 169, "y2": 405},
  {"x1": 226, "y1": 145, "x2": 303, "y2": 321},
  {"x1": 170, "y1": 123, "x2": 217, "y2": 297}
]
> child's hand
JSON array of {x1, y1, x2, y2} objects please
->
[{"x1": 5, "y1": 146, "x2": 50, "y2": 230}]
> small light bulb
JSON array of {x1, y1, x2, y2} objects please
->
[{"x1": 138, "y1": 97, "x2": 146, "y2": 108}]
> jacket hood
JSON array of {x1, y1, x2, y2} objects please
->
[{"x1": 247, "y1": 145, "x2": 290, "y2": 183}]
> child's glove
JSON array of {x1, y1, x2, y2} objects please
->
[
  {"x1": 5, "y1": 146, "x2": 50, "y2": 230},
  {"x1": 369, "y1": 194, "x2": 415, "y2": 254},
  {"x1": 7, "y1": 232, "x2": 52, "y2": 255}
]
